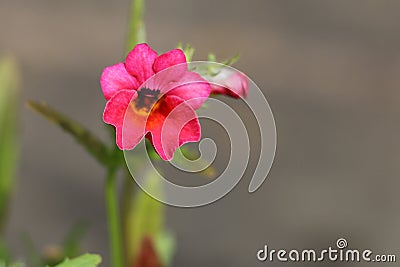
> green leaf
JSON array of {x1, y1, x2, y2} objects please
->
[
  {"x1": 207, "y1": 52, "x2": 241, "y2": 65},
  {"x1": 124, "y1": 170, "x2": 164, "y2": 265},
  {"x1": 26, "y1": 101, "x2": 114, "y2": 167},
  {"x1": 221, "y1": 53, "x2": 240, "y2": 66},
  {"x1": 52, "y1": 254, "x2": 101, "y2": 267},
  {"x1": 177, "y1": 43, "x2": 195, "y2": 62},
  {"x1": 8, "y1": 262, "x2": 25, "y2": 267},
  {"x1": 207, "y1": 53, "x2": 216, "y2": 62},
  {"x1": 176, "y1": 146, "x2": 217, "y2": 178},
  {"x1": 0, "y1": 261, "x2": 25, "y2": 267},
  {"x1": 154, "y1": 232, "x2": 175, "y2": 267},
  {"x1": 126, "y1": 0, "x2": 146, "y2": 53},
  {"x1": 0, "y1": 56, "x2": 19, "y2": 231},
  {"x1": 205, "y1": 53, "x2": 240, "y2": 76}
]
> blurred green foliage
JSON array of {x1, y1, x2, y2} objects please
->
[
  {"x1": 177, "y1": 43, "x2": 195, "y2": 62},
  {"x1": 0, "y1": 56, "x2": 19, "y2": 232},
  {"x1": 0, "y1": 260, "x2": 25, "y2": 267},
  {"x1": 51, "y1": 254, "x2": 101, "y2": 267},
  {"x1": 0, "y1": 237, "x2": 11, "y2": 264},
  {"x1": 18, "y1": 223, "x2": 89, "y2": 267},
  {"x1": 27, "y1": 101, "x2": 120, "y2": 168},
  {"x1": 61, "y1": 222, "x2": 88, "y2": 260},
  {"x1": 123, "y1": 170, "x2": 174, "y2": 266},
  {"x1": 126, "y1": 0, "x2": 146, "y2": 53}
]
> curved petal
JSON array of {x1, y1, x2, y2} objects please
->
[
  {"x1": 139, "y1": 50, "x2": 187, "y2": 93},
  {"x1": 153, "y1": 49, "x2": 187, "y2": 73},
  {"x1": 146, "y1": 95, "x2": 200, "y2": 160},
  {"x1": 210, "y1": 69, "x2": 248, "y2": 99},
  {"x1": 100, "y1": 63, "x2": 139, "y2": 100},
  {"x1": 166, "y1": 71, "x2": 211, "y2": 110},
  {"x1": 125, "y1": 43, "x2": 158, "y2": 85},
  {"x1": 103, "y1": 90, "x2": 146, "y2": 150}
]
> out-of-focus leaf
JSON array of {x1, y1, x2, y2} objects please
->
[
  {"x1": 207, "y1": 53, "x2": 216, "y2": 62},
  {"x1": 51, "y1": 254, "x2": 101, "y2": 267},
  {"x1": 154, "y1": 232, "x2": 175, "y2": 267},
  {"x1": 177, "y1": 43, "x2": 195, "y2": 62},
  {"x1": 0, "y1": 261, "x2": 25, "y2": 267},
  {"x1": 144, "y1": 139, "x2": 161, "y2": 161},
  {"x1": 126, "y1": 0, "x2": 146, "y2": 53},
  {"x1": 221, "y1": 53, "x2": 240, "y2": 66},
  {"x1": 62, "y1": 222, "x2": 88, "y2": 258},
  {"x1": 177, "y1": 146, "x2": 217, "y2": 179},
  {"x1": 27, "y1": 101, "x2": 116, "y2": 167},
  {"x1": 124, "y1": 170, "x2": 164, "y2": 265},
  {"x1": 0, "y1": 56, "x2": 19, "y2": 232},
  {"x1": 205, "y1": 53, "x2": 240, "y2": 76},
  {"x1": 0, "y1": 236, "x2": 11, "y2": 263}
]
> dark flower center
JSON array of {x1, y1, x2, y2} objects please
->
[{"x1": 134, "y1": 88, "x2": 161, "y2": 113}]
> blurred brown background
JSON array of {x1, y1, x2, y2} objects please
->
[{"x1": 1, "y1": 0, "x2": 400, "y2": 266}]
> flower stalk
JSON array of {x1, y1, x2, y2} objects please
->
[
  {"x1": 105, "y1": 166, "x2": 123, "y2": 267},
  {"x1": 0, "y1": 56, "x2": 19, "y2": 232}
]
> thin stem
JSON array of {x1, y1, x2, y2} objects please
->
[
  {"x1": 105, "y1": 167, "x2": 124, "y2": 267},
  {"x1": 121, "y1": 170, "x2": 135, "y2": 264},
  {"x1": 126, "y1": 0, "x2": 146, "y2": 53}
]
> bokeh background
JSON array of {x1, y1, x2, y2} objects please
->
[{"x1": 1, "y1": 0, "x2": 400, "y2": 266}]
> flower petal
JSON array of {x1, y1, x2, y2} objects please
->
[
  {"x1": 146, "y1": 95, "x2": 200, "y2": 160},
  {"x1": 210, "y1": 70, "x2": 248, "y2": 98},
  {"x1": 100, "y1": 63, "x2": 139, "y2": 100},
  {"x1": 103, "y1": 90, "x2": 146, "y2": 150},
  {"x1": 153, "y1": 49, "x2": 187, "y2": 73},
  {"x1": 131, "y1": 237, "x2": 162, "y2": 267},
  {"x1": 166, "y1": 71, "x2": 211, "y2": 110},
  {"x1": 125, "y1": 43, "x2": 158, "y2": 86},
  {"x1": 139, "y1": 49, "x2": 188, "y2": 93}
]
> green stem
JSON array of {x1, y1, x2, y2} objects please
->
[
  {"x1": 126, "y1": 0, "x2": 146, "y2": 53},
  {"x1": 121, "y1": 170, "x2": 135, "y2": 264},
  {"x1": 105, "y1": 167, "x2": 124, "y2": 267}
]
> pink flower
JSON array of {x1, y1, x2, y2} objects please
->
[
  {"x1": 210, "y1": 68, "x2": 248, "y2": 98},
  {"x1": 100, "y1": 44, "x2": 211, "y2": 160}
]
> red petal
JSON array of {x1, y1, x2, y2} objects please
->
[
  {"x1": 125, "y1": 43, "x2": 158, "y2": 86},
  {"x1": 146, "y1": 95, "x2": 201, "y2": 160},
  {"x1": 210, "y1": 70, "x2": 249, "y2": 98},
  {"x1": 100, "y1": 63, "x2": 139, "y2": 100},
  {"x1": 140, "y1": 49, "x2": 188, "y2": 93},
  {"x1": 166, "y1": 71, "x2": 211, "y2": 110},
  {"x1": 103, "y1": 90, "x2": 146, "y2": 150},
  {"x1": 153, "y1": 48, "x2": 187, "y2": 73}
]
